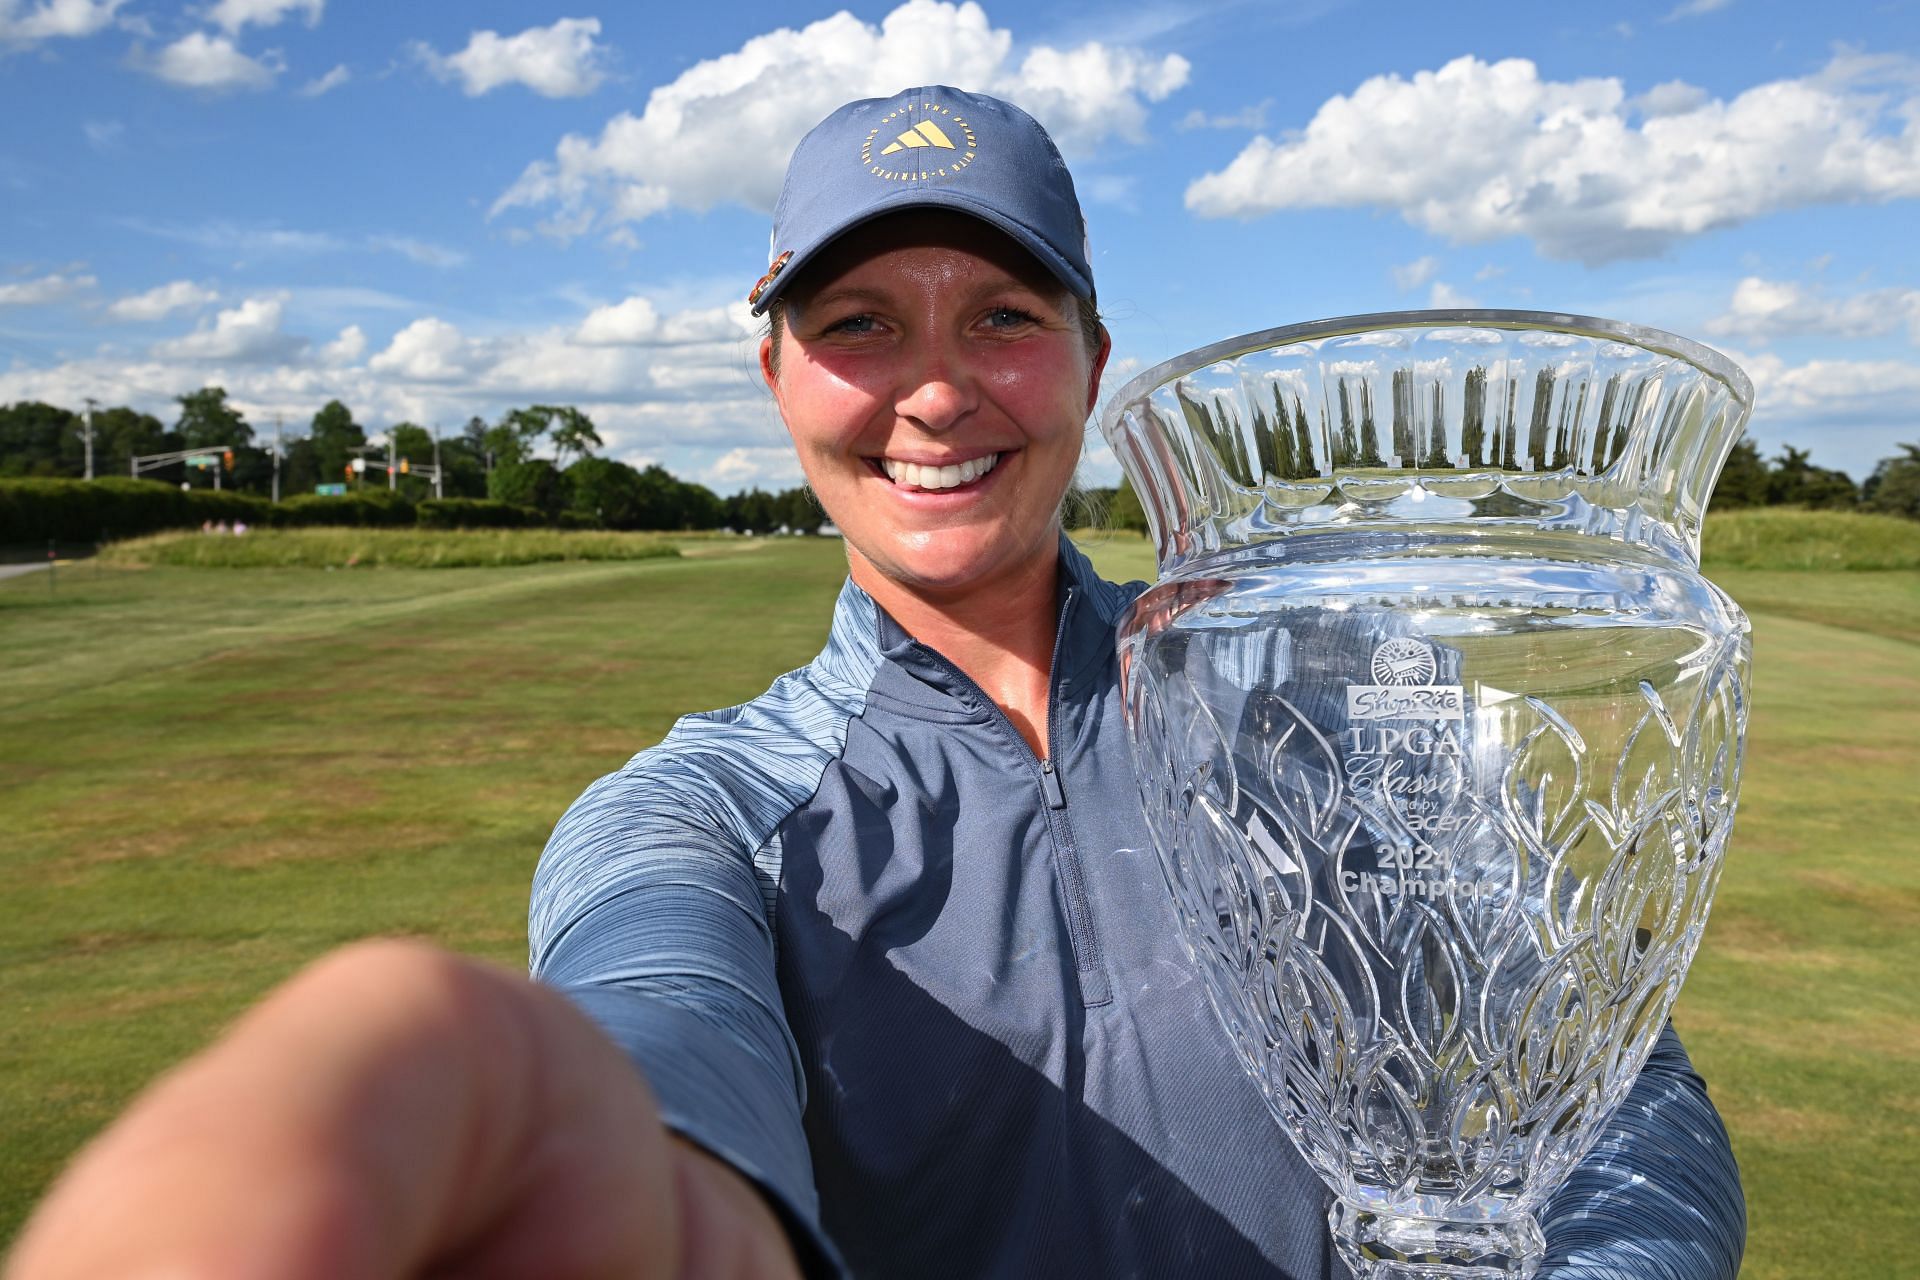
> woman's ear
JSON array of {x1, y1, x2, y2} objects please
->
[
  {"x1": 1086, "y1": 324, "x2": 1113, "y2": 416},
  {"x1": 759, "y1": 334, "x2": 780, "y2": 399}
]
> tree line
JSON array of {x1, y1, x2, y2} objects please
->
[
  {"x1": 1083, "y1": 437, "x2": 1920, "y2": 535},
  {"x1": 0, "y1": 390, "x2": 825, "y2": 535}
]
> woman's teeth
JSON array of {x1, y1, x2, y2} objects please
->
[{"x1": 881, "y1": 453, "x2": 1000, "y2": 490}]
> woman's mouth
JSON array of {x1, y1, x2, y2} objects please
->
[{"x1": 876, "y1": 453, "x2": 1002, "y2": 491}]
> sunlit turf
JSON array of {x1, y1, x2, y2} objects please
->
[{"x1": 4, "y1": 526, "x2": 1915, "y2": 1276}]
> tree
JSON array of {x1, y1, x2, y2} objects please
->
[
  {"x1": 545, "y1": 406, "x2": 603, "y2": 469},
  {"x1": 176, "y1": 387, "x2": 251, "y2": 450},
  {"x1": 487, "y1": 408, "x2": 547, "y2": 469},
  {"x1": 566, "y1": 456, "x2": 645, "y2": 528},
  {"x1": 1863, "y1": 443, "x2": 1920, "y2": 520},
  {"x1": 726, "y1": 488, "x2": 780, "y2": 535},
  {"x1": 489, "y1": 458, "x2": 569, "y2": 517},
  {"x1": 1767, "y1": 445, "x2": 1857, "y2": 510},
  {"x1": 777, "y1": 486, "x2": 824, "y2": 534},
  {"x1": 0, "y1": 401, "x2": 81, "y2": 477},
  {"x1": 679, "y1": 481, "x2": 725, "y2": 530},
  {"x1": 310, "y1": 399, "x2": 365, "y2": 484},
  {"x1": 1107, "y1": 477, "x2": 1149, "y2": 533},
  {"x1": 1709, "y1": 438, "x2": 1769, "y2": 510},
  {"x1": 390, "y1": 423, "x2": 436, "y2": 498},
  {"x1": 281, "y1": 436, "x2": 320, "y2": 496}
]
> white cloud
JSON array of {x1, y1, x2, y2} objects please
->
[
  {"x1": 205, "y1": 0, "x2": 321, "y2": 34},
  {"x1": 1633, "y1": 79, "x2": 1708, "y2": 117},
  {"x1": 706, "y1": 445, "x2": 806, "y2": 491},
  {"x1": 1178, "y1": 100, "x2": 1271, "y2": 131},
  {"x1": 367, "y1": 317, "x2": 477, "y2": 381},
  {"x1": 414, "y1": 17, "x2": 608, "y2": 98},
  {"x1": 319, "y1": 324, "x2": 365, "y2": 365},
  {"x1": 298, "y1": 62, "x2": 348, "y2": 96},
  {"x1": 1747, "y1": 354, "x2": 1920, "y2": 428},
  {"x1": 575, "y1": 296, "x2": 660, "y2": 346},
  {"x1": 1428, "y1": 281, "x2": 1475, "y2": 309},
  {"x1": 152, "y1": 295, "x2": 302, "y2": 362},
  {"x1": 0, "y1": 271, "x2": 94, "y2": 305},
  {"x1": 1391, "y1": 256, "x2": 1440, "y2": 291},
  {"x1": 0, "y1": 0, "x2": 128, "y2": 43},
  {"x1": 123, "y1": 218, "x2": 464, "y2": 267},
  {"x1": 1706, "y1": 276, "x2": 1920, "y2": 344},
  {"x1": 364, "y1": 235, "x2": 466, "y2": 269},
  {"x1": 107, "y1": 279, "x2": 219, "y2": 321},
  {"x1": 82, "y1": 119, "x2": 124, "y2": 150},
  {"x1": 492, "y1": 0, "x2": 1189, "y2": 235},
  {"x1": 1663, "y1": 0, "x2": 1732, "y2": 20},
  {"x1": 1738, "y1": 351, "x2": 1920, "y2": 476},
  {"x1": 1185, "y1": 53, "x2": 1920, "y2": 265},
  {"x1": 149, "y1": 32, "x2": 281, "y2": 92}
]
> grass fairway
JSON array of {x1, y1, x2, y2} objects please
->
[{"x1": 4, "y1": 526, "x2": 1916, "y2": 1276}]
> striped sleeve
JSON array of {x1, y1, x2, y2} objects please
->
[
  {"x1": 1538, "y1": 1023, "x2": 1746, "y2": 1279},
  {"x1": 528, "y1": 582, "x2": 878, "y2": 1279}
]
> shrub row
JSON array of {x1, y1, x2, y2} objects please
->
[
  {"x1": 0, "y1": 478, "x2": 268, "y2": 544},
  {"x1": 0, "y1": 479, "x2": 549, "y2": 543}
]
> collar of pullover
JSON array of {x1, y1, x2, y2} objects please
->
[{"x1": 816, "y1": 534, "x2": 1145, "y2": 715}]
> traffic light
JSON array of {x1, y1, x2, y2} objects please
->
[
  {"x1": 400, "y1": 458, "x2": 410, "y2": 474},
  {"x1": 344, "y1": 464, "x2": 354, "y2": 480},
  {"x1": 222, "y1": 449, "x2": 234, "y2": 471}
]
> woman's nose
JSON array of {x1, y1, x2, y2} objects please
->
[{"x1": 895, "y1": 347, "x2": 978, "y2": 433}]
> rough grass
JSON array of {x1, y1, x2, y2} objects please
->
[
  {"x1": 1700, "y1": 508, "x2": 1920, "y2": 571},
  {"x1": 4, "y1": 523, "x2": 1916, "y2": 1275},
  {"x1": 98, "y1": 527, "x2": 684, "y2": 570}
]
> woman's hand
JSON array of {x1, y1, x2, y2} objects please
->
[{"x1": 5, "y1": 940, "x2": 803, "y2": 1280}]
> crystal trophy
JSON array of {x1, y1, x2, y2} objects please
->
[{"x1": 1104, "y1": 311, "x2": 1752, "y2": 1277}]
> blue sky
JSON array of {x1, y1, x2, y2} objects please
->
[{"x1": 2, "y1": 0, "x2": 1916, "y2": 491}]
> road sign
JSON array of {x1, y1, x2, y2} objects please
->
[{"x1": 314, "y1": 483, "x2": 348, "y2": 496}]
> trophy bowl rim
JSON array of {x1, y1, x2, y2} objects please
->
[{"x1": 1099, "y1": 308, "x2": 1754, "y2": 446}]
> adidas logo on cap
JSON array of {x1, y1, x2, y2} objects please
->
[{"x1": 880, "y1": 121, "x2": 957, "y2": 154}]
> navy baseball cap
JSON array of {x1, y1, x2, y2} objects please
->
[{"x1": 747, "y1": 85, "x2": 1093, "y2": 315}]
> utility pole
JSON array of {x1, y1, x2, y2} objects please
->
[
  {"x1": 82, "y1": 397, "x2": 97, "y2": 481},
  {"x1": 431, "y1": 424, "x2": 443, "y2": 499},
  {"x1": 272, "y1": 414, "x2": 283, "y2": 503},
  {"x1": 387, "y1": 431, "x2": 396, "y2": 492}
]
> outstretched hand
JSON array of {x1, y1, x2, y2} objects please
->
[{"x1": 5, "y1": 940, "x2": 803, "y2": 1280}]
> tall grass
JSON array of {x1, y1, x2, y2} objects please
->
[
  {"x1": 1701, "y1": 508, "x2": 1920, "y2": 571},
  {"x1": 99, "y1": 527, "x2": 682, "y2": 570}
]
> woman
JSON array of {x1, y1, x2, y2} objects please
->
[{"x1": 8, "y1": 88, "x2": 1743, "y2": 1280}]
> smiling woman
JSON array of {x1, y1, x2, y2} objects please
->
[
  {"x1": 6, "y1": 86, "x2": 1745, "y2": 1280},
  {"x1": 760, "y1": 208, "x2": 1108, "y2": 732}
]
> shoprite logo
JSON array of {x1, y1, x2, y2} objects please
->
[
  {"x1": 861, "y1": 102, "x2": 978, "y2": 181},
  {"x1": 1349, "y1": 638, "x2": 1464, "y2": 722}
]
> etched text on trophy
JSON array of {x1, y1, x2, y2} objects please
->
[{"x1": 1337, "y1": 717, "x2": 1487, "y2": 904}]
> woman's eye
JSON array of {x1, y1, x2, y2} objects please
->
[
  {"x1": 826, "y1": 314, "x2": 877, "y2": 335},
  {"x1": 985, "y1": 306, "x2": 1039, "y2": 329}
]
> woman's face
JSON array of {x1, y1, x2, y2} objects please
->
[{"x1": 761, "y1": 211, "x2": 1108, "y2": 603}]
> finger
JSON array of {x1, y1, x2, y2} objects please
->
[
  {"x1": 7, "y1": 940, "x2": 681, "y2": 1280},
  {"x1": 668, "y1": 1141, "x2": 805, "y2": 1280}
]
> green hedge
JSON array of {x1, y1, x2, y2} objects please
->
[
  {"x1": 0, "y1": 478, "x2": 271, "y2": 544},
  {"x1": 415, "y1": 498, "x2": 543, "y2": 529},
  {"x1": 0, "y1": 479, "x2": 599, "y2": 544},
  {"x1": 273, "y1": 490, "x2": 416, "y2": 528}
]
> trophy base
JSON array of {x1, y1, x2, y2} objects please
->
[{"x1": 1330, "y1": 1201, "x2": 1545, "y2": 1279}]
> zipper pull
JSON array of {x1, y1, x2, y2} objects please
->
[{"x1": 1040, "y1": 758, "x2": 1068, "y2": 809}]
